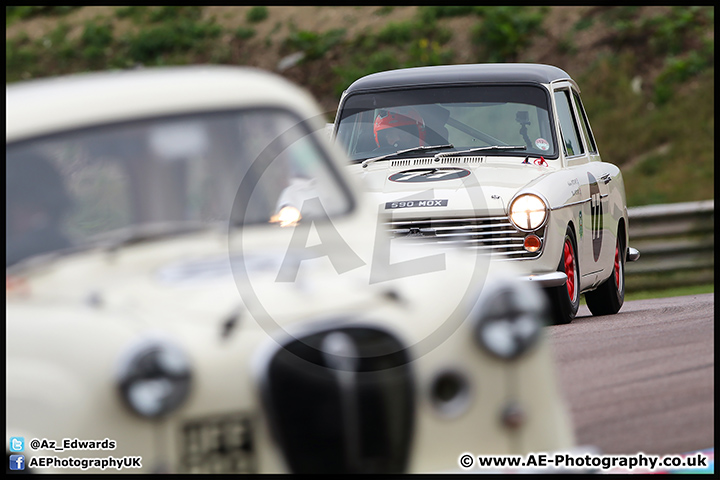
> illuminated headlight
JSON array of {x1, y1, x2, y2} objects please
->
[
  {"x1": 270, "y1": 206, "x2": 302, "y2": 227},
  {"x1": 474, "y1": 282, "x2": 548, "y2": 360},
  {"x1": 509, "y1": 194, "x2": 547, "y2": 231},
  {"x1": 117, "y1": 339, "x2": 192, "y2": 418}
]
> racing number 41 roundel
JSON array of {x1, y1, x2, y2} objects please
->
[
  {"x1": 389, "y1": 168, "x2": 471, "y2": 183},
  {"x1": 587, "y1": 172, "x2": 603, "y2": 262}
]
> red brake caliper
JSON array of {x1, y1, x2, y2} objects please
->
[{"x1": 564, "y1": 239, "x2": 575, "y2": 300}]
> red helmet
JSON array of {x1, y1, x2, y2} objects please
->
[{"x1": 373, "y1": 108, "x2": 426, "y2": 147}]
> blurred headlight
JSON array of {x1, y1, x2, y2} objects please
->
[
  {"x1": 117, "y1": 339, "x2": 192, "y2": 418},
  {"x1": 270, "y1": 206, "x2": 302, "y2": 227},
  {"x1": 474, "y1": 281, "x2": 547, "y2": 360},
  {"x1": 509, "y1": 194, "x2": 547, "y2": 231}
]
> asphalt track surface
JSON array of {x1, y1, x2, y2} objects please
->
[{"x1": 547, "y1": 293, "x2": 714, "y2": 456}]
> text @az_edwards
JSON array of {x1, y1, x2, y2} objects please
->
[{"x1": 28, "y1": 437, "x2": 116, "y2": 451}]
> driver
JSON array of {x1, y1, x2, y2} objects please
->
[
  {"x1": 6, "y1": 151, "x2": 73, "y2": 266},
  {"x1": 373, "y1": 107, "x2": 426, "y2": 150}
]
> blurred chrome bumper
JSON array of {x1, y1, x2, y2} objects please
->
[{"x1": 521, "y1": 271, "x2": 567, "y2": 288}]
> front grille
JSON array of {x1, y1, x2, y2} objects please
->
[
  {"x1": 180, "y1": 412, "x2": 255, "y2": 473},
  {"x1": 260, "y1": 326, "x2": 414, "y2": 474},
  {"x1": 385, "y1": 215, "x2": 543, "y2": 259}
]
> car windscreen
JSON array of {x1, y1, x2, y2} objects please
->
[
  {"x1": 336, "y1": 85, "x2": 557, "y2": 162},
  {"x1": 6, "y1": 108, "x2": 353, "y2": 267}
]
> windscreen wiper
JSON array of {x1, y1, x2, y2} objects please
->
[
  {"x1": 6, "y1": 222, "x2": 217, "y2": 271},
  {"x1": 361, "y1": 144, "x2": 454, "y2": 168},
  {"x1": 99, "y1": 222, "x2": 218, "y2": 252},
  {"x1": 6, "y1": 246, "x2": 86, "y2": 273},
  {"x1": 433, "y1": 145, "x2": 526, "y2": 160}
]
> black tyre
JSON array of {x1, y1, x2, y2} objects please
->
[
  {"x1": 548, "y1": 227, "x2": 580, "y2": 325},
  {"x1": 585, "y1": 229, "x2": 625, "y2": 316}
]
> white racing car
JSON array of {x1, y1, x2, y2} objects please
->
[
  {"x1": 7, "y1": 66, "x2": 579, "y2": 473},
  {"x1": 333, "y1": 63, "x2": 640, "y2": 324}
]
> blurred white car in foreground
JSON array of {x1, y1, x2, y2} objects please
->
[{"x1": 7, "y1": 66, "x2": 576, "y2": 473}]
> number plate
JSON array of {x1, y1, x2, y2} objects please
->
[
  {"x1": 385, "y1": 199, "x2": 448, "y2": 209},
  {"x1": 180, "y1": 412, "x2": 256, "y2": 473}
]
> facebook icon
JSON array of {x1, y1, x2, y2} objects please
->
[{"x1": 9, "y1": 455, "x2": 25, "y2": 471}]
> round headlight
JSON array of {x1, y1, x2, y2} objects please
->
[
  {"x1": 474, "y1": 281, "x2": 548, "y2": 360},
  {"x1": 270, "y1": 206, "x2": 302, "y2": 227},
  {"x1": 117, "y1": 339, "x2": 192, "y2": 418},
  {"x1": 509, "y1": 194, "x2": 547, "y2": 231}
]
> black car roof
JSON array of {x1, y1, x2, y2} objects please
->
[{"x1": 344, "y1": 63, "x2": 572, "y2": 93}]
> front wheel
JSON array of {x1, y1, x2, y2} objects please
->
[
  {"x1": 585, "y1": 233, "x2": 625, "y2": 316},
  {"x1": 547, "y1": 227, "x2": 580, "y2": 325}
]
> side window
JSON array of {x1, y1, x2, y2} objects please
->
[
  {"x1": 572, "y1": 91, "x2": 597, "y2": 153},
  {"x1": 554, "y1": 90, "x2": 584, "y2": 157}
]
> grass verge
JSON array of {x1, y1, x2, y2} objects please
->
[
  {"x1": 580, "y1": 283, "x2": 714, "y2": 304},
  {"x1": 624, "y1": 283, "x2": 714, "y2": 301}
]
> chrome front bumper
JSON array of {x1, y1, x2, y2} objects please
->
[{"x1": 521, "y1": 271, "x2": 567, "y2": 288}]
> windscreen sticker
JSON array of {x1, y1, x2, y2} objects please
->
[
  {"x1": 385, "y1": 199, "x2": 448, "y2": 209},
  {"x1": 535, "y1": 138, "x2": 550, "y2": 151}
]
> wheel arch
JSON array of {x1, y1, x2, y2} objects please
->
[
  {"x1": 617, "y1": 216, "x2": 628, "y2": 254},
  {"x1": 564, "y1": 219, "x2": 579, "y2": 275}
]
